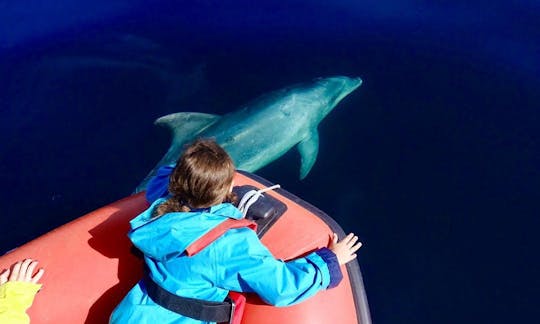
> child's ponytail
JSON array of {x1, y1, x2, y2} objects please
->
[{"x1": 154, "y1": 196, "x2": 190, "y2": 217}]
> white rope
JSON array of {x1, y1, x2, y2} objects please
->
[{"x1": 238, "y1": 184, "x2": 281, "y2": 216}]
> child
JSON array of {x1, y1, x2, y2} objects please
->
[
  {"x1": 0, "y1": 259, "x2": 44, "y2": 324},
  {"x1": 111, "y1": 139, "x2": 362, "y2": 323}
]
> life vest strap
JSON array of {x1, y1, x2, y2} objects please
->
[
  {"x1": 185, "y1": 218, "x2": 257, "y2": 256},
  {"x1": 144, "y1": 276, "x2": 234, "y2": 323},
  {"x1": 144, "y1": 218, "x2": 255, "y2": 323}
]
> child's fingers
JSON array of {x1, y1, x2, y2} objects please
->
[
  {"x1": 343, "y1": 253, "x2": 357, "y2": 264},
  {"x1": 347, "y1": 235, "x2": 359, "y2": 247},
  {"x1": 17, "y1": 259, "x2": 33, "y2": 281},
  {"x1": 333, "y1": 233, "x2": 338, "y2": 244},
  {"x1": 0, "y1": 269, "x2": 10, "y2": 285},
  {"x1": 25, "y1": 260, "x2": 39, "y2": 282},
  {"x1": 339, "y1": 233, "x2": 352, "y2": 245},
  {"x1": 9, "y1": 261, "x2": 22, "y2": 281},
  {"x1": 351, "y1": 242, "x2": 362, "y2": 253},
  {"x1": 31, "y1": 268, "x2": 44, "y2": 284}
]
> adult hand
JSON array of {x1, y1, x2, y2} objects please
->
[
  {"x1": 329, "y1": 233, "x2": 362, "y2": 265},
  {"x1": 0, "y1": 259, "x2": 44, "y2": 285}
]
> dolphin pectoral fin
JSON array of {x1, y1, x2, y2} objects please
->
[
  {"x1": 155, "y1": 112, "x2": 220, "y2": 146},
  {"x1": 298, "y1": 130, "x2": 320, "y2": 179}
]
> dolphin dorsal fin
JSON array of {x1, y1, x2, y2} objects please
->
[
  {"x1": 134, "y1": 112, "x2": 220, "y2": 193},
  {"x1": 297, "y1": 129, "x2": 320, "y2": 179},
  {"x1": 155, "y1": 112, "x2": 220, "y2": 146}
]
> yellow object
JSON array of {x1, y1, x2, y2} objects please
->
[{"x1": 0, "y1": 281, "x2": 41, "y2": 324}]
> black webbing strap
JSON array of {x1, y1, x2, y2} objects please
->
[{"x1": 144, "y1": 276, "x2": 233, "y2": 323}]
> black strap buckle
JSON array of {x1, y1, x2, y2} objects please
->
[{"x1": 227, "y1": 296, "x2": 236, "y2": 324}]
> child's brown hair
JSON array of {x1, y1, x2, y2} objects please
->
[{"x1": 155, "y1": 138, "x2": 236, "y2": 216}]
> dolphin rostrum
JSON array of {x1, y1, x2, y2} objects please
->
[{"x1": 135, "y1": 76, "x2": 362, "y2": 192}]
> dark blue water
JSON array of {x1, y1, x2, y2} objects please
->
[{"x1": 1, "y1": 1, "x2": 539, "y2": 323}]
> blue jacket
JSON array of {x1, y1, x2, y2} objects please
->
[{"x1": 111, "y1": 168, "x2": 342, "y2": 324}]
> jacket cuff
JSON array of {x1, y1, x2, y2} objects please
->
[
  {"x1": 0, "y1": 281, "x2": 42, "y2": 311},
  {"x1": 316, "y1": 247, "x2": 343, "y2": 289}
]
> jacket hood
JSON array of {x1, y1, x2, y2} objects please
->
[{"x1": 128, "y1": 198, "x2": 243, "y2": 261}]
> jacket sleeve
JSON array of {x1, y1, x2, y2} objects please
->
[
  {"x1": 215, "y1": 228, "x2": 343, "y2": 307},
  {"x1": 0, "y1": 281, "x2": 41, "y2": 324}
]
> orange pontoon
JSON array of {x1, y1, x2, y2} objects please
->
[{"x1": 0, "y1": 171, "x2": 371, "y2": 323}]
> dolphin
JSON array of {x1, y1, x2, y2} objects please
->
[
  {"x1": 5, "y1": 34, "x2": 207, "y2": 132},
  {"x1": 135, "y1": 76, "x2": 362, "y2": 192}
]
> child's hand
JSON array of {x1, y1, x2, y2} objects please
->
[
  {"x1": 0, "y1": 259, "x2": 44, "y2": 285},
  {"x1": 329, "y1": 233, "x2": 362, "y2": 265}
]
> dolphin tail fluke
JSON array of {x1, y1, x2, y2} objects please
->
[{"x1": 298, "y1": 129, "x2": 320, "y2": 179}]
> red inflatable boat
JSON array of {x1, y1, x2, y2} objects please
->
[{"x1": 0, "y1": 171, "x2": 371, "y2": 323}]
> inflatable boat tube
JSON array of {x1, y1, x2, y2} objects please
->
[{"x1": 0, "y1": 171, "x2": 371, "y2": 324}]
